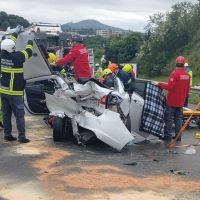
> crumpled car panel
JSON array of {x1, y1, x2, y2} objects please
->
[{"x1": 45, "y1": 92, "x2": 134, "y2": 151}]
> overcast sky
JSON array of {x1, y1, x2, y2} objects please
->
[{"x1": 0, "y1": 0, "x2": 198, "y2": 31}]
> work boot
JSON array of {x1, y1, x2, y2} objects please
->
[
  {"x1": 4, "y1": 135, "x2": 17, "y2": 141},
  {"x1": 18, "y1": 138, "x2": 30, "y2": 143}
]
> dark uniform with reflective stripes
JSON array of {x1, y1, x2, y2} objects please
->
[{"x1": 0, "y1": 33, "x2": 33, "y2": 141}]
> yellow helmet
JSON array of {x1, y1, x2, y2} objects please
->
[
  {"x1": 48, "y1": 53, "x2": 56, "y2": 63},
  {"x1": 103, "y1": 68, "x2": 112, "y2": 76},
  {"x1": 122, "y1": 64, "x2": 132, "y2": 73}
]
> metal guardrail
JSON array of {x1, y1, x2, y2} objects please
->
[
  {"x1": 190, "y1": 87, "x2": 200, "y2": 95},
  {"x1": 136, "y1": 78, "x2": 200, "y2": 95}
]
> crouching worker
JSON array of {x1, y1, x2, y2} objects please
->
[
  {"x1": 153, "y1": 56, "x2": 190, "y2": 141},
  {"x1": 101, "y1": 68, "x2": 115, "y2": 88},
  {"x1": 108, "y1": 63, "x2": 132, "y2": 91},
  {"x1": 0, "y1": 29, "x2": 33, "y2": 143}
]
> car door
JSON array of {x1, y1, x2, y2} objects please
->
[
  {"x1": 15, "y1": 31, "x2": 64, "y2": 115},
  {"x1": 24, "y1": 76, "x2": 62, "y2": 114},
  {"x1": 129, "y1": 78, "x2": 150, "y2": 98},
  {"x1": 129, "y1": 78, "x2": 151, "y2": 137}
]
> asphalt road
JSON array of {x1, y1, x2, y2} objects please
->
[{"x1": 0, "y1": 114, "x2": 200, "y2": 200}]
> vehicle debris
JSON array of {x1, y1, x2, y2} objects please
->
[{"x1": 169, "y1": 169, "x2": 189, "y2": 176}]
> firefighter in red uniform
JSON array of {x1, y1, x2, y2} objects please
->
[
  {"x1": 0, "y1": 28, "x2": 33, "y2": 143},
  {"x1": 153, "y1": 56, "x2": 190, "y2": 141},
  {"x1": 55, "y1": 35, "x2": 91, "y2": 84}
]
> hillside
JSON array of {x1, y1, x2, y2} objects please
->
[
  {"x1": 0, "y1": 11, "x2": 30, "y2": 31},
  {"x1": 62, "y1": 19, "x2": 127, "y2": 32},
  {"x1": 137, "y1": 2, "x2": 200, "y2": 79}
]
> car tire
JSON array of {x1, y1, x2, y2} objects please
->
[
  {"x1": 53, "y1": 117, "x2": 66, "y2": 141},
  {"x1": 81, "y1": 130, "x2": 97, "y2": 145}
]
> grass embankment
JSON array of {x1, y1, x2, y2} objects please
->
[{"x1": 138, "y1": 75, "x2": 200, "y2": 104}]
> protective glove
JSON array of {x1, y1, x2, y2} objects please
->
[
  {"x1": 49, "y1": 62, "x2": 57, "y2": 67},
  {"x1": 15, "y1": 25, "x2": 24, "y2": 33},
  {"x1": 27, "y1": 40, "x2": 33, "y2": 46},
  {"x1": 151, "y1": 81, "x2": 159, "y2": 86},
  {"x1": 60, "y1": 68, "x2": 67, "y2": 77}
]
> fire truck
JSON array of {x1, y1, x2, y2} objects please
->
[{"x1": 30, "y1": 22, "x2": 71, "y2": 53}]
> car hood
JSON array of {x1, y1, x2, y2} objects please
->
[{"x1": 16, "y1": 31, "x2": 52, "y2": 80}]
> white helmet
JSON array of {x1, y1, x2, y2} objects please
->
[
  {"x1": 1, "y1": 39, "x2": 16, "y2": 53},
  {"x1": 184, "y1": 62, "x2": 189, "y2": 67}
]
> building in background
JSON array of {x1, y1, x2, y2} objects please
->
[{"x1": 96, "y1": 29, "x2": 112, "y2": 38}]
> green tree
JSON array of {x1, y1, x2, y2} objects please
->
[
  {"x1": 137, "y1": 2, "x2": 197, "y2": 76},
  {"x1": 84, "y1": 36, "x2": 106, "y2": 63},
  {"x1": 105, "y1": 32, "x2": 143, "y2": 64},
  {"x1": 0, "y1": 11, "x2": 30, "y2": 30}
]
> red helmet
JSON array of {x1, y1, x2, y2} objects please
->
[{"x1": 176, "y1": 56, "x2": 185, "y2": 65}]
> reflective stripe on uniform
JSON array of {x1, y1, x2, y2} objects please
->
[
  {"x1": 26, "y1": 44, "x2": 33, "y2": 50},
  {"x1": 0, "y1": 88, "x2": 23, "y2": 96},
  {"x1": 1, "y1": 66, "x2": 24, "y2": 95},
  {"x1": 9, "y1": 35, "x2": 17, "y2": 42},
  {"x1": 1, "y1": 66, "x2": 23, "y2": 73},
  {"x1": 22, "y1": 50, "x2": 29, "y2": 61},
  {"x1": 22, "y1": 45, "x2": 33, "y2": 61},
  {"x1": 10, "y1": 72, "x2": 14, "y2": 90},
  {"x1": 128, "y1": 78, "x2": 132, "y2": 84}
]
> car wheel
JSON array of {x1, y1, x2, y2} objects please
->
[
  {"x1": 65, "y1": 117, "x2": 73, "y2": 140},
  {"x1": 81, "y1": 130, "x2": 97, "y2": 145},
  {"x1": 53, "y1": 117, "x2": 66, "y2": 141}
]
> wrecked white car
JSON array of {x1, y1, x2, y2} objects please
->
[{"x1": 15, "y1": 31, "x2": 162, "y2": 151}]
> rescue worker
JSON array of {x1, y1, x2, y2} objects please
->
[
  {"x1": 153, "y1": 56, "x2": 190, "y2": 141},
  {"x1": 0, "y1": 40, "x2": 4, "y2": 129},
  {"x1": 48, "y1": 52, "x2": 67, "y2": 77},
  {"x1": 48, "y1": 52, "x2": 56, "y2": 64},
  {"x1": 0, "y1": 95, "x2": 3, "y2": 129},
  {"x1": 101, "y1": 68, "x2": 115, "y2": 88},
  {"x1": 184, "y1": 62, "x2": 192, "y2": 107},
  {"x1": 122, "y1": 64, "x2": 136, "y2": 93},
  {"x1": 184, "y1": 63, "x2": 192, "y2": 86},
  {"x1": 55, "y1": 35, "x2": 92, "y2": 84},
  {"x1": 108, "y1": 63, "x2": 132, "y2": 91},
  {"x1": 122, "y1": 64, "x2": 135, "y2": 80},
  {"x1": 100, "y1": 55, "x2": 108, "y2": 69},
  {"x1": 0, "y1": 29, "x2": 33, "y2": 142},
  {"x1": 94, "y1": 63, "x2": 104, "y2": 80}
]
